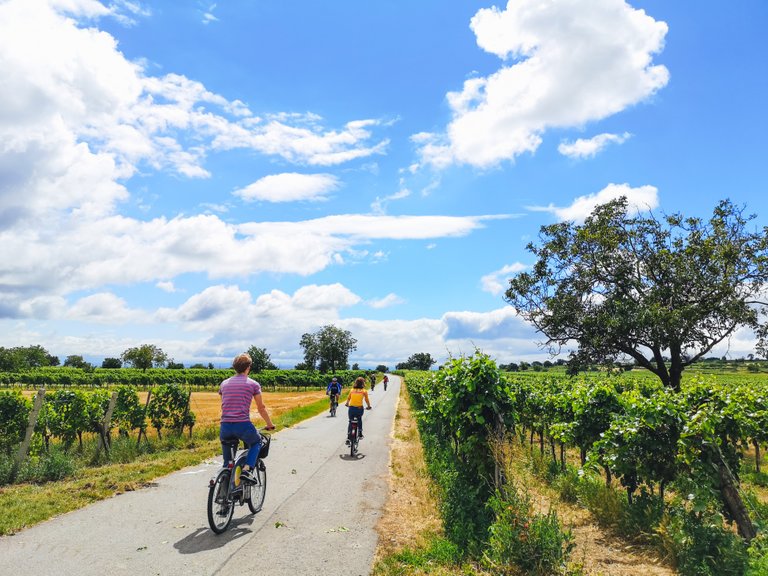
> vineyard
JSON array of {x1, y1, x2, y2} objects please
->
[
  {"x1": 403, "y1": 354, "x2": 768, "y2": 576},
  {"x1": 0, "y1": 367, "x2": 366, "y2": 390},
  {"x1": 0, "y1": 368, "x2": 366, "y2": 487}
]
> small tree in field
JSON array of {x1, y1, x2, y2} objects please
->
[
  {"x1": 121, "y1": 344, "x2": 168, "y2": 371},
  {"x1": 396, "y1": 352, "x2": 437, "y2": 371},
  {"x1": 505, "y1": 198, "x2": 768, "y2": 392},
  {"x1": 247, "y1": 346, "x2": 278, "y2": 372}
]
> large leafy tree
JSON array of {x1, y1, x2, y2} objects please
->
[
  {"x1": 246, "y1": 346, "x2": 278, "y2": 372},
  {"x1": 505, "y1": 198, "x2": 768, "y2": 391},
  {"x1": 299, "y1": 325, "x2": 357, "y2": 372},
  {"x1": 0, "y1": 345, "x2": 57, "y2": 371},
  {"x1": 121, "y1": 344, "x2": 168, "y2": 371},
  {"x1": 396, "y1": 352, "x2": 437, "y2": 371}
]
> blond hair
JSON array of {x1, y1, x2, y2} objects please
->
[
  {"x1": 232, "y1": 353, "x2": 252, "y2": 374},
  {"x1": 354, "y1": 376, "x2": 366, "y2": 389}
]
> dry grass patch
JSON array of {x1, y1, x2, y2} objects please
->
[
  {"x1": 374, "y1": 383, "x2": 443, "y2": 561},
  {"x1": 500, "y1": 441, "x2": 675, "y2": 576}
]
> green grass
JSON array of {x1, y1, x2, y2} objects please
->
[{"x1": 0, "y1": 396, "x2": 331, "y2": 535}]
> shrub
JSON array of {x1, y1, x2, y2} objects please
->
[
  {"x1": 484, "y1": 487, "x2": 574, "y2": 576},
  {"x1": 656, "y1": 506, "x2": 748, "y2": 576}
]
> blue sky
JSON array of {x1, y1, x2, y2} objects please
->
[{"x1": 1, "y1": 0, "x2": 767, "y2": 369}]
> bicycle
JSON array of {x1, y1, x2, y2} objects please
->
[
  {"x1": 346, "y1": 406, "x2": 371, "y2": 457},
  {"x1": 347, "y1": 415, "x2": 360, "y2": 457},
  {"x1": 207, "y1": 431, "x2": 271, "y2": 534},
  {"x1": 329, "y1": 394, "x2": 339, "y2": 417}
]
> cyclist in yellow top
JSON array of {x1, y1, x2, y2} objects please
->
[{"x1": 345, "y1": 376, "x2": 372, "y2": 442}]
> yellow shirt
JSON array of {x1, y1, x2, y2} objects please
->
[{"x1": 346, "y1": 388, "x2": 370, "y2": 408}]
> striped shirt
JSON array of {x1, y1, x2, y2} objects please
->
[{"x1": 219, "y1": 373, "x2": 262, "y2": 423}]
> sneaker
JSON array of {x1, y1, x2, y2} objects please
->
[
  {"x1": 359, "y1": 434, "x2": 364, "y2": 439},
  {"x1": 240, "y1": 468, "x2": 257, "y2": 484},
  {"x1": 345, "y1": 439, "x2": 350, "y2": 446}
]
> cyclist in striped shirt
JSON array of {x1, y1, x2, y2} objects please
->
[{"x1": 219, "y1": 353, "x2": 275, "y2": 483}]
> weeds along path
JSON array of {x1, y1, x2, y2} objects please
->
[{"x1": 0, "y1": 378, "x2": 401, "y2": 576}]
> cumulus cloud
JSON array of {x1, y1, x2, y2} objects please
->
[
  {"x1": 558, "y1": 132, "x2": 632, "y2": 159},
  {"x1": 233, "y1": 173, "x2": 340, "y2": 203},
  {"x1": 0, "y1": 0, "x2": 388, "y2": 230},
  {"x1": 528, "y1": 183, "x2": 659, "y2": 223},
  {"x1": 156, "y1": 281, "x2": 177, "y2": 293},
  {"x1": 66, "y1": 292, "x2": 148, "y2": 324},
  {"x1": 418, "y1": 0, "x2": 668, "y2": 168},
  {"x1": 481, "y1": 263, "x2": 528, "y2": 296},
  {"x1": 443, "y1": 306, "x2": 530, "y2": 341},
  {"x1": 368, "y1": 293, "x2": 405, "y2": 309}
]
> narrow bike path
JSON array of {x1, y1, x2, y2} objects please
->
[{"x1": 0, "y1": 376, "x2": 401, "y2": 576}]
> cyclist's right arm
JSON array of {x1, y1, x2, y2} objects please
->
[{"x1": 254, "y1": 393, "x2": 274, "y2": 429}]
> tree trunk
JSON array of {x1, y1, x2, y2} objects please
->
[
  {"x1": 713, "y1": 446, "x2": 756, "y2": 542},
  {"x1": 550, "y1": 437, "x2": 556, "y2": 463}
]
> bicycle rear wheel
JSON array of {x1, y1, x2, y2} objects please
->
[
  {"x1": 246, "y1": 460, "x2": 267, "y2": 513},
  {"x1": 207, "y1": 469, "x2": 234, "y2": 534}
]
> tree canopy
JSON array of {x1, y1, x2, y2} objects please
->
[
  {"x1": 299, "y1": 325, "x2": 357, "y2": 372},
  {"x1": 396, "y1": 352, "x2": 437, "y2": 371},
  {"x1": 121, "y1": 344, "x2": 168, "y2": 371},
  {"x1": 246, "y1": 346, "x2": 278, "y2": 372},
  {"x1": 504, "y1": 198, "x2": 768, "y2": 390},
  {"x1": 0, "y1": 345, "x2": 58, "y2": 371}
]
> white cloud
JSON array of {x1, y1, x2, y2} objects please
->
[
  {"x1": 418, "y1": 0, "x2": 668, "y2": 168},
  {"x1": 240, "y1": 213, "x2": 506, "y2": 241},
  {"x1": 157, "y1": 281, "x2": 176, "y2": 293},
  {"x1": 0, "y1": 0, "x2": 389, "y2": 230},
  {"x1": 558, "y1": 132, "x2": 632, "y2": 159},
  {"x1": 528, "y1": 183, "x2": 659, "y2": 223},
  {"x1": 368, "y1": 293, "x2": 405, "y2": 309},
  {"x1": 371, "y1": 187, "x2": 411, "y2": 214},
  {"x1": 66, "y1": 292, "x2": 147, "y2": 324},
  {"x1": 481, "y1": 263, "x2": 528, "y2": 296},
  {"x1": 233, "y1": 173, "x2": 340, "y2": 203}
]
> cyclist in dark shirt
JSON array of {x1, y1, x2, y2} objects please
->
[{"x1": 326, "y1": 377, "x2": 342, "y2": 411}]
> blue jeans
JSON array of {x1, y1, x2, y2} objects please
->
[
  {"x1": 347, "y1": 406, "x2": 364, "y2": 436},
  {"x1": 220, "y1": 421, "x2": 262, "y2": 469}
]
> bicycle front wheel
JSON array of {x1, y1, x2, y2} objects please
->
[
  {"x1": 246, "y1": 461, "x2": 267, "y2": 513},
  {"x1": 207, "y1": 469, "x2": 234, "y2": 534}
]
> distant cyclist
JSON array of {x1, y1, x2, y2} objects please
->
[
  {"x1": 219, "y1": 353, "x2": 275, "y2": 483},
  {"x1": 345, "y1": 376, "x2": 372, "y2": 443},
  {"x1": 369, "y1": 372, "x2": 376, "y2": 391},
  {"x1": 326, "y1": 377, "x2": 342, "y2": 412},
  {"x1": 382, "y1": 374, "x2": 389, "y2": 390}
]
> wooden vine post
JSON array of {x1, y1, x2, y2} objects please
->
[
  {"x1": 95, "y1": 391, "x2": 118, "y2": 458},
  {"x1": 136, "y1": 388, "x2": 153, "y2": 447},
  {"x1": 12, "y1": 388, "x2": 45, "y2": 481}
]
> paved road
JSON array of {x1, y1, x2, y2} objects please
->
[{"x1": 0, "y1": 376, "x2": 401, "y2": 576}]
